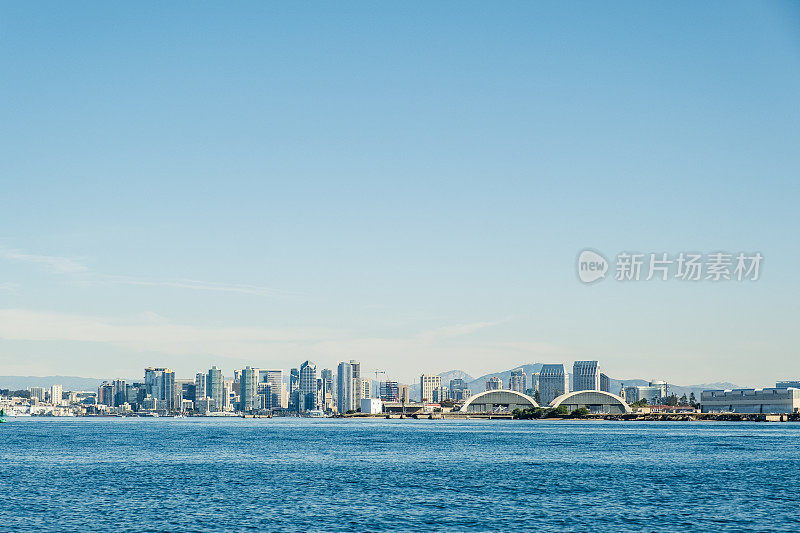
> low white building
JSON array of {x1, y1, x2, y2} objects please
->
[
  {"x1": 360, "y1": 398, "x2": 383, "y2": 414},
  {"x1": 701, "y1": 388, "x2": 800, "y2": 414}
]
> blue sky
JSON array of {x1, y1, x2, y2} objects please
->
[{"x1": 1, "y1": 2, "x2": 798, "y2": 386}]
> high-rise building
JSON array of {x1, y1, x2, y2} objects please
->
[
  {"x1": 298, "y1": 361, "x2": 317, "y2": 412},
  {"x1": 420, "y1": 374, "x2": 441, "y2": 402},
  {"x1": 111, "y1": 380, "x2": 126, "y2": 407},
  {"x1": 145, "y1": 367, "x2": 175, "y2": 410},
  {"x1": 29, "y1": 387, "x2": 45, "y2": 401},
  {"x1": 206, "y1": 366, "x2": 223, "y2": 412},
  {"x1": 180, "y1": 381, "x2": 195, "y2": 406},
  {"x1": 432, "y1": 386, "x2": 447, "y2": 403},
  {"x1": 485, "y1": 376, "x2": 502, "y2": 391},
  {"x1": 531, "y1": 372, "x2": 540, "y2": 392},
  {"x1": 625, "y1": 381, "x2": 668, "y2": 404},
  {"x1": 572, "y1": 361, "x2": 600, "y2": 392},
  {"x1": 194, "y1": 372, "x2": 206, "y2": 403},
  {"x1": 50, "y1": 384, "x2": 63, "y2": 406},
  {"x1": 98, "y1": 382, "x2": 113, "y2": 407},
  {"x1": 449, "y1": 378, "x2": 471, "y2": 401},
  {"x1": 360, "y1": 378, "x2": 371, "y2": 400},
  {"x1": 223, "y1": 379, "x2": 234, "y2": 412},
  {"x1": 350, "y1": 360, "x2": 362, "y2": 407},
  {"x1": 380, "y1": 380, "x2": 399, "y2": 401},
  {"x1": 600, "y1": 373, "x2": 610, "y2": 393},
  {"x1": 337, "y1": 361, "x2": 354, "y2": 413},
  {"x1": 398, "y1": 384, "x2": 410, "y2": 403},
  {"x1": 539, "y1": 364, "x2": 568, "y2": 404},
  {"x1": 240, "y1": 367, "x2": 258, "y2": 413},
  {"x1": 290, "y1": 368, "x2": 299, "y2": 394},
  {"x1": 509, "y1": 369, "x2": 526, "y2": 393},
  {"x1": 320, "y1": 369, "x2": 334, "y2": 411},
  {"x1": 258, "y1": 369, "x2": 284, "y2": 410}
]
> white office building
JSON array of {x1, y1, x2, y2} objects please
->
[
  {"x1": 360, "y1": 398, "x2": 383, "y2": 414},
  {"x1": 50, "y1": 384, "x2": 63, "y2": 406},
  {"x1": 420, "y1": 374, "x2": 442, "y2": 402}
]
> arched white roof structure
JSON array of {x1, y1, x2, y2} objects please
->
[
  {"x1": 460, "y1": 389, "x2": 539, "y2": 413},
  {"x1": 548, "y1": 390, "x2": 632, "y2": 414}
]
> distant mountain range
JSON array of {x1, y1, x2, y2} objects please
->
[{"x1": 0, "y1": 375, "x2": 108, "y2": 391}]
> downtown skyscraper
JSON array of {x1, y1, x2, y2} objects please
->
[
  {"x1": 337, "y1": 361, "x2": 354, "y2": 414},
  {"x1": 539, "y1": 364, "x2": 568, "y2": 405},
  {"x1": 298, "y1": 361, "x2": 317, "y2": 412},
  {"x1": 572, "y1": 361, "x2": 600, "y2": 392}
]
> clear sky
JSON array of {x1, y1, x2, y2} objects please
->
[{"x1": 1, "y1": 2, "x2": 798, "y2": 386}]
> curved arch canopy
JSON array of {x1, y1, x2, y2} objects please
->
[
  {"x1": 460, "y1": 389, "x2": 539, "y2": 413},
  {"x1": 548, "y1": 390, "x2": 631, "y2": 414}
]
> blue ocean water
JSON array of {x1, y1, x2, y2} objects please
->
[{"x1": 1, "y1": 418, "x2": 799, "y2": 532}]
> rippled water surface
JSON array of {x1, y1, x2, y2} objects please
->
[{"x1": 1, "y1": 418, "x2": 799, "y2": 531}]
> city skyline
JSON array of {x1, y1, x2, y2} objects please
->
[
  {"x1": 2, "y1": 2, "x2": 799, "y2": 386},
  {"x1": 8, "y1": 355, "x2": 800, "y2": 418}
]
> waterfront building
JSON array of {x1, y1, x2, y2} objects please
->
[
  {"x1": 420, "y1": 374, "x2": 442, "y2": 402},
  {"x1": 360, "y1": 398, "x2": 383, "y2": 414},
  {"x1": 776, "y1": 380, "x2": 800, "y2": 389},
  {"x1": 240, "y1": 367, "x2": 258, "y2": 413},
  {"x1": 460, "y1": 389, "x2": 538, "y2": 413},
  {"x1": 432, "y1": 386, "x2": 448, "y2": 403},
  {"x1": 600, "y1": 373, "x2": 610, "y2": 393},
  {"x1": 509, "y1": 369, "x2": 526, "y2": 393},
  {"x1": 486, "y1": 377, "x2": 502, "y2": 391},
  {"x1": 398, "y1": 384, "x2": 410, "y2": 404},
  {"x1": 380, "y1": 380, "x2": 399, "y2": 402},
  {"x1": 128, "y1": 383, "x2": 145, "y2": 406},
  {"x1": 625, "y1": 381, "x2": 668, "y2": 404},
  {"x1": 350, "y1": 360, "x2": 362, "y2": 407},
  {"x1": 50, "y1": 384, "x2": 63, "y2": 406},
  {"x1": 530, "y1": 372, "x2": 540, "y2": 393},
  {"x1": 111, "y1": 380, "x2": 126, "y2": 407},
  {"x1": 259, "y1": 369, "x2": 284, "y2": 409},
  {"x1": 194, "y1": 372, "x2": 206, "y2": 403},
  {"x1": 29, "y1": 387, "x2": 45, "y2": 401},
  {"x1": 97, "y1": 382, "x2": 113, "y2": 407},
  {"x1": 224, "y1": 380, "x2": 234, "y2": 411},
  {"x1": 337, "y1": 361, "x2": 354, "y2": 413},
  {"x1": 539, "y1": 364, "x2": 569, "y2": 405},
  {"x1": 180, "y1": 381, "x2": 195, "y2": 405},
  {"x1": 548, "y1": 390, "x2": 631, "y2": 414},
  {"x1": 360, "y1": 378, "x2": 371, "y2": 400},
  {"x1": 449, "y1": 378, "x2": 471, "y2": 401},
  {"x1": 145, "y1": 367, "x2": 175, "y2": 410},
  {"x1": 572, "y1": 361, "x2": 600, "y2": 391},
  {"x1": 257, "y1": 382, "x2": 273, "y2": 409},
  {"x1": 701, "y1": 388, "x2": 800, "y2": 414},
  {"x1": 320, "y1": 369, "x2": 334, "y2": 410},
  {"x1": 205, "y1": 366, "x2": 223, "y2": 411},
  {"x1": 298, "y1": 361, "x2": 317, "y2": 412}
]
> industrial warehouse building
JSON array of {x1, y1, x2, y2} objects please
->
[
  {"x1": 460, "y1": 390, "x2": 539, "y2": 413},
  {"x1": 548, "y1": 390, "x2": 631, "y2": 414},
  {"x1": 460, "y1": 389, "x2": 633, "y2": 415},
  {"x1": 701, "y1": 388, "x2": 800, "y2": 414}
]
